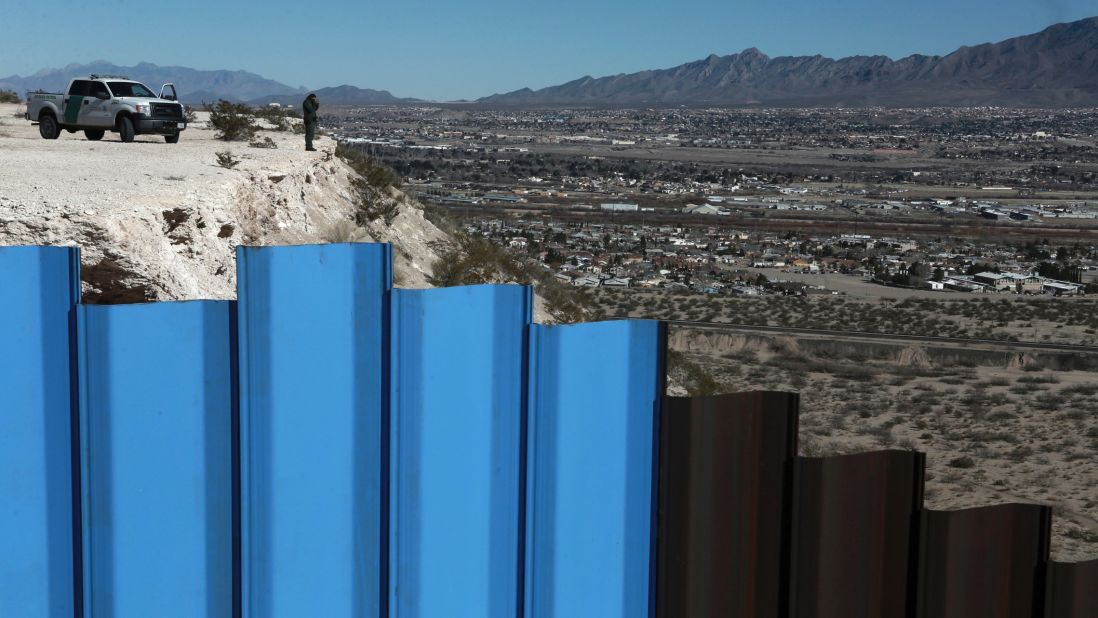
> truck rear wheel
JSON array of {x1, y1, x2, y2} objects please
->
[
  {"x1": 118, "y1": 116, "x2": 135, "y2": 143},
  {"x1": 39, "y1": 115, "x2": 61, "y2": 140},
  {"x1": 165, "y1": 133, "x2": 180, "y2": 144},
  {"x1": 85, "y1": 129, "x2": 105, "y2": 141}
]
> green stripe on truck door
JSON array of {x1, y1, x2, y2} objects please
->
[{"x1": 64, "y1": 95, "x2": 83, "y2": 124}]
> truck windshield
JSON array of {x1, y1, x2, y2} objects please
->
[{"x1": 107, "y1": 82, "x2": 156, "y2": 98}]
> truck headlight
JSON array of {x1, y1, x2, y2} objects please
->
[{"x1": 135, "y1": 104, "x2": 149, "y2": 114}]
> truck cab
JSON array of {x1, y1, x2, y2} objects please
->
[{"x1": 26, "y1": 75, "x2": 187, "y2": 143}]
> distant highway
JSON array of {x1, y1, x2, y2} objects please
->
[{"x1": 651, "y1": 319, "x2": 1098, "y2": 354}]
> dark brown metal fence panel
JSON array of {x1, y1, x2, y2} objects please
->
[
  {"x1": 1045, "y1": 559, "x2": 1098, "y2": 618},
  {"x1": 656, "y1": 391, "x2": 800, "y2": 618},
  {"x1": 917, "y1": 504, "x2": 1051, "y2": 618},
  {"x1": 791, "y1": 450, "x2": 925, "y2": 618}
]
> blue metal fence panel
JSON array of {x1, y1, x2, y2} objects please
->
[
  {"x1": 237, "y1": 244, "x2": 391, "y2": 618},
  {"x1": 525, "y1": 319, "x2": 666, "y2": 618},
  {"x1": 0, "y1": 246, "x2": 80, "y2": 618},
  {"x1": 389, "y1": 285, "x2": 531, "y2": 617},
  {"x1": 77, "y1": 301, "x2": 235, "y2": 618}
]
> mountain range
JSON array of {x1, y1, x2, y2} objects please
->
[
  {"x1": 2, "y1": 17, "x2": 1097, "y2": 107},
  {"x1": 480, "y1": 16, "x2": 1098, "y2": 107},
  {"x1": 0, "y1": 61, "x2": 414, "y2": 106}
]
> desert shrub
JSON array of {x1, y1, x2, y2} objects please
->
[
  {"x1": 252, "y1": 105, "x2": 295, "y2": 131},
  {"x1": 349, "y1": 177, "x2": 399, "y2": 226},
  {"x1": 668, "y1": 350, "x2": 721, "y2": 397},
  {"x1": 184, "y1": 105, "x2": 197, "y2": 123},
  {"x1": 0, "y1": 89, "x2": 21, "y2": 103},
  {"x1": 1007, "y1": 446, "x2": 1034, "y2": 462},
  {"x1": 427, "y1": 230, "x2": 592, "y2": 323},
  {"x1": 1034, "y1": 392, "x2": 1068, "y2": 411},
  {"x1": 204, "y1": 100, "x2": 257, "y2": 141},
  {"x1": 429, "y1": 233, "x2": 530, "y2": 287},
  {"x1": 532, "y1": 271, "x2": 592, "y2": 323},
  {"x1": 249, "y1": 136, "x2": 277, "y2": 149},
  {"x1": 833, "y1": 365, "x2": 879, "y2": 382},
  {"x1": 336, "y1": 144, "x2": 407, "y2": 227},
  {"x1": 948, "y1": 455, "x2": 976, "y2": 469},
  {"x1": 321, "y1": 220, "x2": 369, "y2": 243},
  {"x1": 868, "y1": 423, "x2": 896, "y2": 445},
  {"x1": 337, "y1": 143, "x2": 402, "y2": 190},
  {"x1": 1019, "y1": 374, "x2": 1059, "y2": 384},
  {"x1": 1064, "y1": 384, "x2": 1098, "y2": 397},
  {"x1": 1064, "y1": 527, "x2": 1098, "y2": 543},
  {"x1": 1060, "y1": 409, "x2": 1087, "y2": 421},
  {"x1": 967, "y1": 430, "x2": 1019, "y2": 444},
  {"x1": 215, "y1": 151, "x2": 240, "y2": 169}
]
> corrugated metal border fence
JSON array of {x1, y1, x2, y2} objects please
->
[{"x1": 2, "y1": 243, "x2": 1096, "y2": 618}]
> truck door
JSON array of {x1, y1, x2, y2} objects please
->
[
  {"x1": 86, "y1": 82, "x2": 112, "y2": 127},
  {"x1": 63, "y1": 80, "x2": 90, "y2": 125}
]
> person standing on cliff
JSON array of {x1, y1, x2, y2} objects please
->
[{"x1": 302, "y1": 93, "x2": 319, "y2": 151}]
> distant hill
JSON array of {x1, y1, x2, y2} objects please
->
[
  {"x1": 480, "y1": 16, "x2": 1098, "y2": 107},
  {"x1": 0, "y1": 61, "x2": 305, "y2": 103},
  {"x1": 0, "y1": 61, "x2": 417, "y2": 106}
]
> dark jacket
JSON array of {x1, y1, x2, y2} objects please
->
[{"x1": 303, "y1": 96, "x2": 319, "y2": 124}]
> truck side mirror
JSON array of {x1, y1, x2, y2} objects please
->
[{"x1": 94, "y1": 91, "x2": 110, "y2": 100}]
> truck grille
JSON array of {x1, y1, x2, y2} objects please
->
[{"x1": 151, "y1": 103, "x2": 183, "y2": 119}]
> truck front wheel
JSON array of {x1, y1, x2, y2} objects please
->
[
  {"x1": 118, "y1": 117, "x2": 135, "y2": 143},
  {"x1": 39, "y1": 115, "x2": 61, "y2": 140},
  {"x1": 85, "y1": 130, "x2": 104, "y2": 141},
  {"x1": 165, "y1": 133, "x2": 180, "y2": 144}
]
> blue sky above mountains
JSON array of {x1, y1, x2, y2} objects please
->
[{"x1": 2, "y1": 0, "x2": 1095, "y2": 101}]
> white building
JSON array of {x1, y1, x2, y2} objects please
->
[
  {"x1": 683, "y1": 204, "x2": 726, "y2": 216},
  {"x1": 600, "y1": 203, "x2": 639, "y2": 213}
]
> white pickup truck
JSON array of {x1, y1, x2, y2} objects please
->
[{"x1": 25, "y1": 75, "x2": 186, "y2": 143}]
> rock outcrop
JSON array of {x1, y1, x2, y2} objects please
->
[{"x1": 0, "y1": 104, "x2": 447, "y2": 302}]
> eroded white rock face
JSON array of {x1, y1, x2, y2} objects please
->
[{"x1": 0, "y1": 104, "x2": 447, "y2": 302}]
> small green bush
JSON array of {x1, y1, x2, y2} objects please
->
[
  {"x1": 350, "y1": 178, "x2": 399, "y2": 226},
  {"x1": 423, "y1": 205, "x2": 592, "y2": 322},
  {"x1": 204, "y1": 100, "x2": 257, "y2": 141},
  {"x1": 215, "y1": 151, "x2": 240, "y2": 169},
  {"x1": 0, "y1": 89, "x2": 20, "y2": 104},
  {"x1": 337, "y1": 143, "x2": 404, "y2": 227},
  {"x1": 429, "y1": 233, "x2": 529, "y2": 287},
  {"x1": 668, "y1": 350, "x2": 722, "y2": 397},
  {"x1": 336, "y1": 143, "x2": 402, "y2": 190},
  {"x1": 252, "y1": 105, "x2": 296, "y2": 131}
]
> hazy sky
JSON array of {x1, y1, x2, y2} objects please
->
[{"x1": 2, "y1": 0, "x2": 1094, "y2": 101}]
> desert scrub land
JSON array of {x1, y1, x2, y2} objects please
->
[
  {"x1": 592, "y1": 289, "x2": 1098, "y2": 346},
  {"x1": 666, "y1": 326, "x2": 1098, "y2": 562}
]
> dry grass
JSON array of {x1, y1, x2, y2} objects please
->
[{"x1": 592, "y1": 289, "x2": 1098, "y2": 346}]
